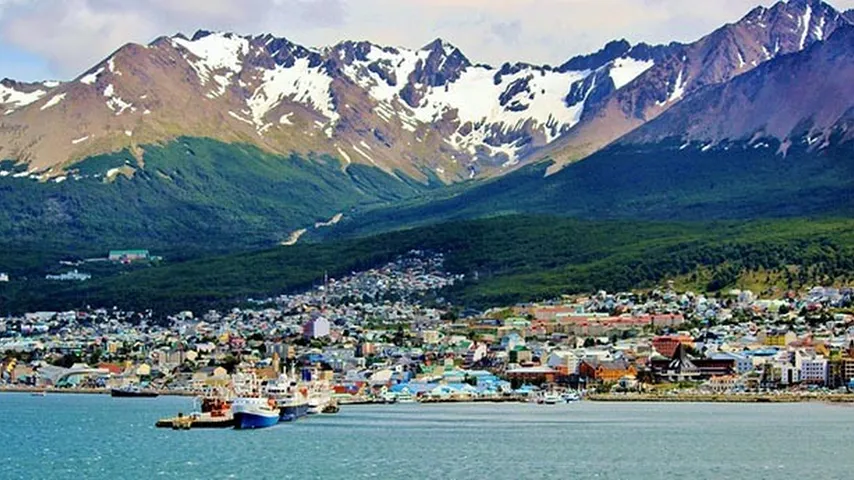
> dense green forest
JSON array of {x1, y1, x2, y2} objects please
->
[
  {"x1": 4, "y1": 216, "x2": 854, "y2": 315},
  {"x1": 322, "y1": 136, "x2": 854, "y2": 238},
  {"x1": 0, "y1": 137, "x2": 436, "y2": 257}
]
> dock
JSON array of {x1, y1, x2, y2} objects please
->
[{"x1": 155, "y1": 413, "x2": 235, "y2": 430}]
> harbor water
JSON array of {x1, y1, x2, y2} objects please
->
[{"x1": 2, "y1": 393, "x2": 854, "y2": 479}]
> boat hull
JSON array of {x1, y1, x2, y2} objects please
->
[
  {"x1": 111, "y1": 389, "x2": 159, "y2": 398},
  {"x1": 234, "y1": 412, "x2": 280, "y2": 430},
  {"x1": 280, "y1": 403, "x2": 309, "y2": 422}
]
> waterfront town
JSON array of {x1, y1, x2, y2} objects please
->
[{"x1": 4, "y1": 250, "x2": 854, "y2": 402}]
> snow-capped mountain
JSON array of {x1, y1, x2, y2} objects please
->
[
  {"x1": 544, "y1": 0, "x2": 850, "y2": 169},
  {"x1": 0, "y1": 27, "x2": 674, "y2": 181},
  {"x1": 0, "y1": 0, "x2": 849, "y2": 184},
  {"x1": 621, "y1": 22, "x2": 854, "y2": 151},
  {"x1": 0, "y1": 79, "x2": 59, "y2": 115}
]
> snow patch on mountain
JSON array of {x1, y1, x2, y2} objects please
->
[
  {"x1": 173, "y1": 32, "x2": 249, "y2": 97},
  {"x1": 40, "y1": 93, "x2": 66, "y2": 111},
  {"x1": 0, "y1": 83, "x2": 47, "y2": 111},
  {"x1": 658, "y1": 68, "x2": 687, "y2": 106},
  {"x1": 247, "y1": 58, "x2": 338, "y2": 135},
  {"x1": 80, "y1": 67, "x2": 105, "y2": 85},
  {"x1": 103, "y1": 84, "x2": 134, "y2": 115},
  {"x1": 609, "y1": 57, "x2": 654, "y2": 89},
  {"x1": 799, "y1": 3, "x2": 813, "y2": 50},
  {"x1": 344, "y1": 44, "x2": 430, "y2": 104},
  {"x1": 352, "y1": 144, "x2": 376, "y2": 165}
]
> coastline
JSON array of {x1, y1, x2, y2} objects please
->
[
  {"x1": 5, "y1": 385, "x2": 854, "y2": 404},
  {"x1": 0, "y1": 386, "x2": 197, "y2": 397},
  {"x1": 587, "y1": 393, "x2": 854, "y2": 403}
]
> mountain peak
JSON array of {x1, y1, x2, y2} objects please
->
[
  {"x1": 560, "y1": 39, "x2": 632, "y2": 72},
  {"x1": 421, "y1": 38, "x2": 459, "y2": 55},
  {"x1": 191, "y1": 29, "x2": 215, "y2": 41},
  {"x1": 785, "y1": 0, "x2": 824, "y2": 8}
]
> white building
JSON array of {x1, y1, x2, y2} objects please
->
[
  {"x1": 547, "y1": 351, "x2": 581, "y2": 374},
  {"x1": 303, "y1": 316, "x2": 330, "y2": 339},
  {"x1": 0, "y1": 273, "x2": 8, "y2": 282},
  {"x1": 778, "y1": 364, "x2": 800, "y2": 385},
  {"x1": 796, "y1": 351, "x2": 828, "y2": 385}
]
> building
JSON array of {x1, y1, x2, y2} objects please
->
[
  {"x1": 652, "y1": 335, "x2": 694, "y2": 358},
  {"x1": 710, "y1": 352, "x2": 753, "y2": 374},
  {"x1": 547, "y1": 351, "x2": 580, "y2": 375},
  {"x1": 0, "y1": 273, "x2": 8, "y2": 282},
  {"x1": 796, "y1": 351, "x2": 828, "y2": 385},
  {"x1": 650, "y1": 344, "x2": 735, "y2": 382},
  {"x1": 109, "y1": 250, "x2": 150, "y2": 263},
  {"x1": 706, "y1": 375, "x2": 743, "y2": 393},
  {"x1": 841, "y1": 357, "x2": 854, "y2": 384},
  {"x1": 578, "y1": 359, "x2": 637, "y2": 383},
  {"x1": 45, "y1": 269, "x2": 91, "y2": 281},
  {"x1": 505, "y1": 366, "x2": 556, "y2": 386},
  {"x1": 759, "y1": 330, "x2": 798, "y2": 347},
  {"x1": 303, "y1": 316, "x2": 330, "y2": 339}
]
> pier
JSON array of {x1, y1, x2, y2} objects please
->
[{"x1": 155, "y1": 413, "x2": 235, "y2": 430}]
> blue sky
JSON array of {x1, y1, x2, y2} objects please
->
[{"x1": 2, "y1": 0, "x2": 853, "y2": 81}]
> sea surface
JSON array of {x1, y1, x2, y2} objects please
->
[{"x1": 2, "y1": 393, "x2": 853, "y2": 479}]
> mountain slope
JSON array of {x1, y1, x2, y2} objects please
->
[
  {"x1": 6, "y1": 215, "x2": 854, "y2": 313},
  {"x1": 0, "y1": 31, "x2": 664, "y2": 182},
  {"x1": 323, "y1": 25, "x2": 854, "y2": 234},
  {"x1": 622, "y1": 23, "x2": 854, "y2": 148},
  {"x1": 0, "y1": 137, "x2": 435, "y2": 255},
  {"x1": 0, "y1": 79, "x2": 58, "y2": 114},
  {"x1": 544, "y1": 0, "x2": 851, "y2": 170}
]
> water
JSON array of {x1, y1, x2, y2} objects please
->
[{"x1": 2, "y1": 393, "x2": 853, "y2": 479}]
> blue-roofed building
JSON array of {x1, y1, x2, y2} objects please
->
[
  {"x1": 500, "y1": 332, "x2": 524, "y2": 350},
  {"x1": 743, "y1": 348, "x2": 779, "y2": 358}
]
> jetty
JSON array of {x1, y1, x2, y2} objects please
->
[{"x1": 155, "y1": 413, "x2": 235, "y2": 430}]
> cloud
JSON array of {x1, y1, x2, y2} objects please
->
[
  {"x1": 289, "y1": 0, "x2": 346, "y2": 28},
  {"x1": 2, "y1": 0, "x2": 854, "y2": 79},
  {"x1": 490, "y1": 20, "x2": 523, "y2": 46},
  {"x1": 0, "y1": 0, "x2": 348, "y2": 77}
]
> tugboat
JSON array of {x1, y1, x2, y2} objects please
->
[
  {"x1": 111, "y1": 384, "x2": 159, "y2": 398},
  {"x1": 231, "y1": 397, "x2": 280, "y2": 430}
]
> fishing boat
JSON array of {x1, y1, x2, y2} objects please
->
[
  {"x1": 111, "y1": 385, "x2": 159, "y2": 398},
  {"x1": 231, "y1": 397, "x2": 280, "y2": 430}
]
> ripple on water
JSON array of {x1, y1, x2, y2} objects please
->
[{"x1": 2, "y1": 395, "x2": 854, "y2": 479}]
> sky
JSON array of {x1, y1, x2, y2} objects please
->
[{"x1": 1, "y1": 0, "x2": 854, "y2": 81}]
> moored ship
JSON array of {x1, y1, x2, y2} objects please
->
[
  {"x1": 306, "y1": 373, "x2": 334, "y2": 415},
  {"x1": 266, "y1": 374, "x2": 310, "y2": 422},
  {"x1": 111, "y1": 385, "x2": 159, "y2": 398},
  {"x1": 231, "y1": 397, "x2": 280, "y2": 430}
]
